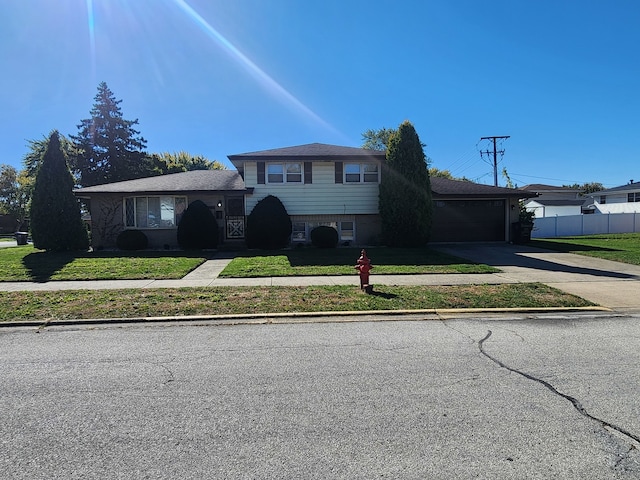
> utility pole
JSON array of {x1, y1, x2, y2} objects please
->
[{"x1": 480, "y1": 136, "x2": 510, "y2": 186}]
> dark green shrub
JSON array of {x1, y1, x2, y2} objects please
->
[
  {"x1": 116, "y1": 229, "x2": 148, "y2": 250},
  {"x1": 177, "y1": 200, "x2": 218, "y2": 250},
  {"x1": 30, "y1": 131, "x2": 89, "y2": 251},
  {"x1": 245, "y1": 195, "x2": 292, "y2": 249},
  {"x1": 310, "y1": 225, "x2": 338, "y2": 248}
]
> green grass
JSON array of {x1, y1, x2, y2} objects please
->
[
  {"x1": 0, "y1": 246, "x2": 207, "y2": 282},
  {"x1": 530, "y1": 233, "x2": 640, "y2": 265},
  {"x1": 219, "y1": 247, "x2": 498, "y2": 277},
  {"x1": 0, "y1": 283, "x2": 594, "y2": 322}
]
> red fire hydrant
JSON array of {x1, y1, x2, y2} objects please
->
[{"x1": 355, "y1": 249, "x2": 373, "y2": 293}]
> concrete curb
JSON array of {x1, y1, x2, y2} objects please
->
[{"x1": 0, "y1": 306, "x2": 611, "y2": 329}]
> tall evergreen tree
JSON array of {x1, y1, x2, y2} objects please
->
[
  {"x1": 30, "y1": 131, "x2": 89, "y2": 251},
  {"x1": 379, "y1": 121, "x2": 432, "y2": 247},
  {"x1": 70, "y1": 82, "x2": 152, "y2": 186}
]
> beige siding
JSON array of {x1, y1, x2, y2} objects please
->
[{"x1": 244, "y1": 161, "x2": 379, "y2": 215}]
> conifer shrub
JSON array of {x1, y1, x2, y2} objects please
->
[
  {"x1": 30, "y1": 131, "x2": 89, "y2": 251},
  {"x1": 116, "y1": 229, "x2": 148, "y2": 250},
  {"x1": 310, "y1": 225, "x2": 339, "y2": 248},
  {"x1": 245, "y1": 195, "x2": 292, "y2": 249},
  {"x1": 177, "y1": 200, "x2": 218, "y2": 250}
]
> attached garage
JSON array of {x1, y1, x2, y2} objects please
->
[
  {"x1": 432, "y1": 199, "x2": 506, "y2": 242},
  {"x1": 430, "y1": 178, "x2": 535, "y2": 243}
]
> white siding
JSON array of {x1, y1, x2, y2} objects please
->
[{"x1": 244, "y1": 161, "x2": 379, "y2": 215}]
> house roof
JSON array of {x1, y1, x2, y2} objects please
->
[
  {"x1": 587, "y1": 181, "x2": 640, "y2": 196},
  {"x1": 525, "y1": 199, "x2": 586, "y2": 207},
  {"x1": 228, "y1": 143, "x2": 386, "y2": 165},
  {"x1": 520, "y1": 184, "x2": 582, "y2": 193},
  {"x1": 73, "y1": 170, "x2": 248, "y2": 195},
  {"x1": 431, "y1": 177, "x2": 534, "y2": 198}
]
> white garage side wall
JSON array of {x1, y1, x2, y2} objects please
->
[
  {"x1": 243, "y1": 161, "x2": 379, "y2": 215},
  {"x1": 532, "y1": 213, "x2": 640, "y2": 238}
]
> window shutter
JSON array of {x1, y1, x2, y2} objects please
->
[
  {"x1": 334, "y1": 162, "x2": 343, "y2": 184},
  {"x1": 304, "y1": 162, "x2": 312, "y2": 184},
  {"x1": 257, "y1": 162, "x2": 265, "y2": 184}
]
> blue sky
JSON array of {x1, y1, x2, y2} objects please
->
[{"x1": 1, "y1": 0, "x2": 638, "y2": 188}]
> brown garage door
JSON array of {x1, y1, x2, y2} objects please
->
[{"x1": 431, "y1": 200, "x2": 505, "y2": 242}]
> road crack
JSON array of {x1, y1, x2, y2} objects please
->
[{"x1": 479, "y1": 330, "x2": 640, "y2": 449}]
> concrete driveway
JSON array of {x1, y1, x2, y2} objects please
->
[{"x1": 434, "y1": 243, "x2": 640, "y2": 312}]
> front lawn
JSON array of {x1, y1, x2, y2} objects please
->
[
  {"x1": 0, "y1": 246, "x2": 207, "y2": 282},
  {"x1": 530, "y1": 233, "x2": 640, "y2": 265},
  {"x1": 0, "y1": 283, "x2": 594, "y2": 322},
  {"x1": 219, "y1": 247, "x2": 498, "y2": 277}
]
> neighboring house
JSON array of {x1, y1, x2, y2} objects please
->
[
  {"x1": 74, "y1": 142, "x2": 535, "y2": 248},
  {"x1": 583, "y1": 180, "x2": 640, "y2": 214},
  {"x1": 520, "y1": 184, "x2": 584, "y2": 217},
  {"x1": 74, "y1": 170, "x2": 251, "y2": 249}
]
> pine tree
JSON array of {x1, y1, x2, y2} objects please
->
[
  {"x1": 70, "y1": 82, "x2": 153, "y2": 186},
  {"x1": 30, "y1": 131, "x2": 89, "y2": 251},
  {"x1": 379, "y1": 121, "x2": 432, "y2": 247}
]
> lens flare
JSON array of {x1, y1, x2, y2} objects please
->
[{"x1": 171, "y1": 0, "x2": 339, "y2": 134}]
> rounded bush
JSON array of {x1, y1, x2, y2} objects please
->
[
  {"x1": 245, "y1": 195, "x2": 292, "y2": 249},
  {"x1": 177, "y1": 200, "x2": 218, "y2": 250},
  {"x1": 310, "y1": 225, "x2": 338, "y2": 248},
  {"x1": 116, "y1": 229, "x2": 148, "y2": 251}
]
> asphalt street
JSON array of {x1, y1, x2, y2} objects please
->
[{"x1": 2, "y1": 313, "x2": 640, "y2": 479}]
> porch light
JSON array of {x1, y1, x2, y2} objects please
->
[{"x1": 217, "y1": 201, "x2": 223, "y2": 208}]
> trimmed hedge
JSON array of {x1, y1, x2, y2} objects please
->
[
  {"x1": 310, "y1": 225, "x2": 338, "y2": 248},
  {"x1": 245, "y1": 195, "x2": 292, "y2": 249},
  {"x1": 116, "y1": 229, "x2": 148, "y2": 251},
  {"x1": 177, "y1": 200, "x2": 218, "y2": 250}
]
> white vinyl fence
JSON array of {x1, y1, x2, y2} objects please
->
[{"x1": 532, "y1": 213, "x2": 640, "y2": 238}]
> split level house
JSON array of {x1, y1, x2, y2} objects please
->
[{"x1": 74, "y1": 143, "x2": 534, "y2": 249}]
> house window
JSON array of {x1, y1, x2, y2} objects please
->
[
  {"x1": 292, "y1": 222, "x2": 306, "y2": 241},
  {"x1": 340, "y1": 221, "x2": 354, "y2": 241},
  {"x1": 628, "y1": 193, "x2": 640, "y2": 202},
  {"x1": 124, "y1": 196, "x2": 187, "y2": 229},
  {"x1": 286, "y1": 163, "x2": 302, "y2": 183},
  {"x1": 267, "y1": 164, "x2": 283, "y2": 183},
  {"x1": 267, "y1": 163, "x2": 302, "y2": 184},
  {"x1": 345, "y1": 163, "x2": 379, "y2": 183},
  {"x1": 600, "y1": 195, "x2": 607, "y2": 204}
]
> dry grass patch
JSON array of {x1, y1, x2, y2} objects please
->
[{"x1": 0, "y1": 284, "x2": 594, "y2": 322}]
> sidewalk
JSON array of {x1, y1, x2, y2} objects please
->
[{"x1": 2, "y1": 243, "x2": 640, "y2": 311}]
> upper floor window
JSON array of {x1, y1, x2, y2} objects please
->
[
  {"x1": 599, "y1": 195, "x2": 607, "y2": 204},
  {"x1": 628, "y1": 193, "x2": 640, "y2": 202},
  {"x1": 345, "y1": 163, "x2": 379, "y2": 183},
  {"x1": 267, "y1": 163, "x2": 302, "y2": 183},
  {"x1": 124, "y1": 196, "x2": 186, "y2": 229}
]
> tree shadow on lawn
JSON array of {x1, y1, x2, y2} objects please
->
[
  {"x1": 530, "y1": 239, "x2": 621, "y2": 253},
  {"x1": 22, "y1": 249, "x2": 211, "y2": 282},
  {"x1": 22, "y1": 251, "x2": 77, "y2": 283},
  {"x1": 242, "y1": 247, "x2": 478, "y2": 268}
]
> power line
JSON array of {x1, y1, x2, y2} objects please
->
[{"x1": 479, "y1": 136, "x2": 510, "y2": 186}]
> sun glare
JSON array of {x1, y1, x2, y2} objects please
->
[
  {"x1": 170, "y1": 0, "x2": 340, "y2": 134},
  {"x1": 85, "y1": 0, "x2": 97, "y2": 83}
]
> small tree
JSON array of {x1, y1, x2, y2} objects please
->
[
  {"x1": 177, "y1": 200, "x2": 218, "y2": 250},
  {"x1": 30, "y1": 131, "x2": 89, "y2": 251},
  {"x1": 245, "y1": 195, "x2": 292, "y2": 249},
  {"x1": 379, "y1": 121, "x2": 432, "y2": 247},
  {"x1": 0, "y1": 165, "x2": 31, "y2": 230}
]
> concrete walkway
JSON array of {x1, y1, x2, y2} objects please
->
[{"x1": 2, "y1": 243, "x2": 640, "y2": 311}]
